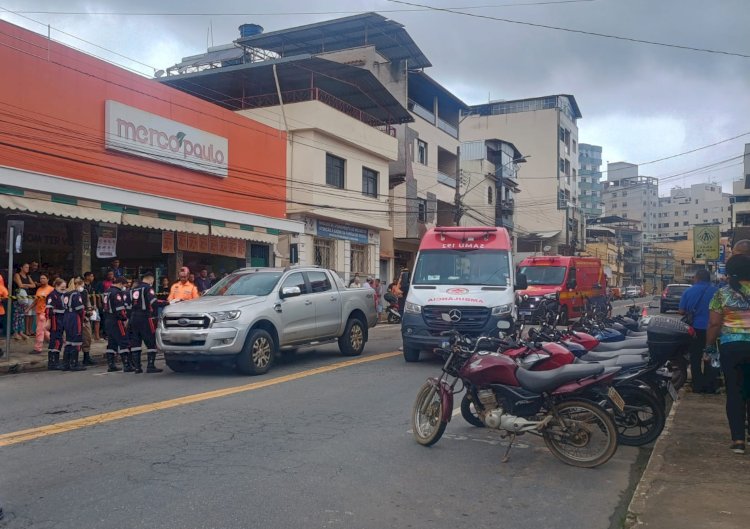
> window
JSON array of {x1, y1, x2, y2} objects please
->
[
  {"x1": 307, "y1": 271, "x2": 332, "y2": 293},
  {"x1": 622, "y1": 201, "x2": 627, "y2": 207},
  {"x1": 674, "y1": 222, "x2": 679, "y2": 227},
  {"x1": 612, "y1": 192, "x2": 618, "y2": 198},
  {"x1": 695, "y1": 214, "x2": 699, "y2": 219},
  {"x1": 572, "y1": 139, "x2": 577, "y2": 153},
  {"x1": 417, "y1": 140, "x2": 428, "y2": 165},
  {"x1": 683, "y1": 221, "x2": 689, "y2": 226},
  {"x1": 559, "y1": 158, "x2": 565, "y2": 174},
  {"x1": 487, "y1": 186, "x2": 494, "y2": 205},
  {"x1": 313, "y1": 238, "x2": 335, "y2": 269},
  {"x1": 362, "y1": 167, "x2": 378, "y2": 198},
  {"x1": 350, "y1": 244, "x2": 368, "y2": 277},
  {"x1": 623, "y1": 191, "x2": 628, "y2": 197},
  {"x1": 703, "y1": 208, "x2": 708, "y2": 213},
  {"x1": 289, "y1": 243, "x2": 299, "y2": 264},
  {"x1": 683, "y1": 210, "x2": 688, "y2": 215},
  {"x1": 674, "y1": 211, "x2": 679, "y2": 216},
  {"x1": 417, "y1": 199, "x2": 428, "y2": 223},
  {"x1": 745, "y1": 174, "x2": 750, "y2": 189},
  {"x1": 281, "y1": 272, "x2": 308, "y2": 294},
  {"x1": 326, "y1": 154, "x2": 345, "y2": 189}
]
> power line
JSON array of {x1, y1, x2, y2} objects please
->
[{"x1": 386, "y1": 0, "x2": 750, "y2": 59}]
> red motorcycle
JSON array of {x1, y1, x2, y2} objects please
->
[{"x1": 412, "y1": 322, "x2": 621, "y2": 468}]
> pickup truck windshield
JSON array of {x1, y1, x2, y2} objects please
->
[
  {"x1": 204, "y1": 272, "x2": 283, "y2": 297},
  {"x1": 519, "y1": 266, "x2": 566, "y2": 286},
  {"x1": 413, "y1": 249, "x2": 510, "y2": 286}
]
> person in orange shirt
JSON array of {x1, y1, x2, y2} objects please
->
[
  {"x1": 0, "y1": 275, "x2": 8, "y2": 357},
  {"x1": 167, "y1": 267, "x2": 199, "y2": 303},
  {"x1": 33, "y1": 274, "x2": 54, "y2": 354}
]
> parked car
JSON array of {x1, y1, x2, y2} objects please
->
[
  {"x1": 660, "y1": 283, "x2": 691, "y2": 313},
  {"x1": 157, "y1": 266, "x2": 378, "y2": 375},
  {"x1": 623, "y1": 286, "x2": 642, "y2": 299}
]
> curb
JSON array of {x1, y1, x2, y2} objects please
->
[
  {"x1": 0, "y1": 352, "x2": 167, "y2": 375},
  {"x1": 624, "y1": 389, "x2": 683, "y2": 528}
]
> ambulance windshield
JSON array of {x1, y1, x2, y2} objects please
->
[
  {"x1": 518, "y1": 266, "x2": 566, "y2": 286},
  {"x1": 412, "y1": 249, "x2": 510, "y2": 286}
]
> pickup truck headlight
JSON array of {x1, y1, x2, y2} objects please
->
[
  {"x1": 209, "y1": 310, "x2": 241, "y2": 322},
  {"x1": 404, "y1": 301, "x2": 422, "y2": 314},
  {"x1": 491, "y1": 304, "x2": 513, "y2": 316}
]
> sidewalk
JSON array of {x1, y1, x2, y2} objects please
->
[
  {"x1": 627, "y1": 390, "x2": 750, "y2": 528},
  {"x1": 0, "y1": 338, "x2": 109, "y2": 374}
]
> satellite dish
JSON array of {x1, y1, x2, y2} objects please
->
[{"x1": 154, "y1": 69, "x2": 165, "y2": 78}]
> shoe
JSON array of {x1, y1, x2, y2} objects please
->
[
  {"x1": 120, "y1": 352, "x2": 134, "y2": 373},
  {"x1": 106, "y1": 352, "x2": 118, "y2": 372},
  {"x1": 82, "y1": 352, "x2": 96, "y2": 366},
  {"x1": 131, "y1": 351, "x2": 143, "y2": 374},
  {"x1": 30, "y1": 350, "x2": 43, "y2": 355},
  {"x1": 731, "y1": 442, "x2": 745, "y2": 454},
  {"x1": 146, "y1": 352, "x2": 163, "y2": 373}
]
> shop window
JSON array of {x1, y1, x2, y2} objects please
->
[
  {"x1": 417, "y1": 199, "x2": 428, "y2": 223},
  {"x1": 307, "y1": 271, "x2": 332, "y2": 293},
  {"x1": 362, "y1": 167, "x2": 378, "y2": 198},
  {"x1": 350, "y1": 243, "x2": 368, "y2": 277},
  {"x1": 281, "y1": 272, "x2": 307, "y2": 294},
  {"x1": 417, "y1": 140, "x2": 428, "y2": 165},
  {"x1": 326, "y1": 154, "x2": 345, "y2": 189},
  {"x1": 314, "y1": 238, "x2": 335, "y2": 269}
]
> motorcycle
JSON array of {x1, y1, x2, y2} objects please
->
[
  {"x1": 411, "y1": 317, "x2": 622, "y2": 468},
  {"x1": 384, "y1": 292, "x2": 401, "y2": 324}
]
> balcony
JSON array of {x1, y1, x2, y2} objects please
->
[
  {"x1": 438, "y1": 171, "x2": 456, "y2": 188},
  {"x1": 241, "y1": 88, "x2": 395, "y2": 136},
  {"x1": 498, "y1": 199, "x2": 515, "y2": 214},
  {"x1": 408, "y1": 99, "x2": 459, "y2": 138},
  {"x1": 437, "y1": 117, "x2": 458, "y2": 138}
]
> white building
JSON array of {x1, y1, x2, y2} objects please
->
[
  {"x1": 731, "y1": 143, "x2": 750, "y2": 231},
  {"x1": 601, "y1": 162, "x2": 659, "y2": 241},
  {"x1": 461, "y1": 95, "x2": 583, "y2": 255},
  {"x1": 658, "y1": 183, "x2": 732, "y2": 238}
]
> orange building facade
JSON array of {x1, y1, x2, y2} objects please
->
[{"x1": 0, "y1": 21, "x2": 301, "y2": 280}]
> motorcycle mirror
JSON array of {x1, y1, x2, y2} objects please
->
[{"x1": 496, "y1": 320, "x2": 511, "y2": 330}]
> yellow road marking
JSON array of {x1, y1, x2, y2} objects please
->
[{"x1": 0, "y1": 351, "x2": 401, "y2": 447}]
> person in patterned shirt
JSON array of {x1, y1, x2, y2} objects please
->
[{"x1": 707, "y1": 254, "x2": 750, "y2": 454}]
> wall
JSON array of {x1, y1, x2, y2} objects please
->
[{"x1": 0, "y1": 21, "x2": 287, "y2": 218}]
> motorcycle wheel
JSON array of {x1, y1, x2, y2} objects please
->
[
  {"x1": 543, "y1": 399, "x2": 618, "y2": 468},
  {"x1": 460, "y1": 393, "x2": 485, "y2": 428},
  {"x1": 613, "y1": 385, "x2": 666, "y2": 446},
  {"x1": 387, "y1": 312, "x2": 400, "y2": 324},
  {"x1": 412, "y1": 381, "x2": 447, "y2": 446}
]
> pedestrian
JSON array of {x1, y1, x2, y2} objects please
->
[
  {"x1": 208, "y1": 271, "x2": 217, "y2": 284},
  {"x1": 129, "y1": 271, "x2": 165, "y2": 373},
  {"x1": 109, "y1": 259, "x2": 124, "y2": 278},
  {"x1": 83, "y1": 271, "x2": 102, "y2": 342},
  {"x1": 705, "y1": 254, "x2": 750, "y2": 454},
  {"x1": 395, "y1": 268, "x2": 410, "y2": 316},
  {"x1": 45, "y1": 278, "x2": 67, "y2": 370},
  {"x1": 27, "y1": 261, "x2": 41, "y2": 336},
  {"x1": 732, "y1": 239, "x2": 750, "y2": 258},
  {"x1": 195, "y1": 269, "x2": 213, "y2": 294},
  {"x1": 679, "y1": 269, "x2": 718, "y2": 393},
  {"x1": 348, "y1": 273, "x2": 361, "y2": 288},
  {"x1": 60, "y1": 278, "x2": 86, "y2": 372},
  {"x1": 0, "y1": 274, "x2": 8, "y2": 357},
  {"x1": 32, "y1": 274, "x2": 53, "y2": 355},
  {"x1": 12, "y1": 263, "x2": 35, "y2": 341},
  {"x1": 79, "y1": 276, "x2": 96, "y2": 366},
  {"x1": 168, "y1": 267, "x2": 199, "y2": 302},
  {"x1": 373, "y1": 278, "x2": 383, "y2": 319},
  {"x1": 100, "y1": 270, "x2": 115, "y2": 292},
  {"x1": 102, "y1": 277, "x2": 133, "y2": 372}
]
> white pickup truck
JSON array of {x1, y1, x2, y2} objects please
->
[{"x1": 156, "y1": 266, "x2": 378, "y2": 375}]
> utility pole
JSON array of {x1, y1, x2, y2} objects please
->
[{"x1": 453, "y1": 145, "x2": 462, "y2": 226}]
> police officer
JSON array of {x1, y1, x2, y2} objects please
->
[
  {"x1": 45, "y1": 278, "x2": 67, "y2": 370},
  {"x1": 102, "y1": 277, "x2": 133, "y2": 372},
  {"x1": 61, "y1": 278, "x2": 87, "y2": 372},
  {"x1": 129, "y1": 272, "x2": 165, "y2": 373}
]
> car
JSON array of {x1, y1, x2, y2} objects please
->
[
  {"x1": 623, "y1": 286, "x2": 641, "y2": 299},
  {"x1": 660, "y1": 283, "x2": 691, "y2": 313},
  {"x1": 156, "y1": 266, "x2": 378, "y2": 375}
]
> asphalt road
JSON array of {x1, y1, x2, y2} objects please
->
[{"x1": 0, "y1": 323, "x2": 642, "y2": 529}]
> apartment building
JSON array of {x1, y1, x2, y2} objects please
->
[
  {"x1": 579, "y1": 143, "x2": 603, "y2": 218},
  {"x1": 657, "y1": 183, "x2": 732, "y2": 239},
  {"x1": 601, "y1": 162, "x2": 659, "y2": 241},
  {"x1": 458, "y1": 139, "x2": 524, "y2": 235},
  {"x1": 461, "y1": 95, "x2": 583, "y2": 256}
]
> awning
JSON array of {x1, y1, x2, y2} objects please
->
[
  {"x1": 211, "y1": 225, "x2": 278, "y2": 244},
  {"x1": 0, "y1": 194, "x2": 121, "y2": 223},
  {"x1": 121, "y1": 213, "x2": 209, "y2": 235}
]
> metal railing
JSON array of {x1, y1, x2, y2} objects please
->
[
  {"x1": 437, "y1": 117, "x2": 458, "y2": 138},
  {"x1": 437, "y1": 171, "x2": 456, "y2": 188},
  {"x1": 408, "y1": 99, "x2": 435, "y2": 124},
  {"x1": 241, "y1": 88, "x2": 396, "y2": 136}
]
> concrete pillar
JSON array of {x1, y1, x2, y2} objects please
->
[
  {"x1": 73, "y1": 222, "x2": 92, "y2": 274},
  {"x1": 167, "y1": 250, "x2": 183, "y2": 279}
]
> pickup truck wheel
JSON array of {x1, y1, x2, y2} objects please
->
[
  {"x1": 165, "y1": 358, "x2": 194, "y2": 373},
  {"x1": 339, "y1": 318, "x2": 365, "y2": 356},
  {"x1": 237, "y1": 329, "x2": 275, "y2": 375},
  {"x1": 403, "y1": 347, "x2": 420, "y2": 362}
]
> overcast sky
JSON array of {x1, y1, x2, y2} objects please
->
[{"x1": 3, "y1": 0, "x2": 749, "y2": 195}]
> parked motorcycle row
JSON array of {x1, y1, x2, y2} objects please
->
[{"x1": 411, "y1": 299, "x2": 695, "y2": 468}]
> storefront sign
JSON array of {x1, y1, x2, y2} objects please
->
[
  {"x1": 317, "y1": 220, "x2": 369, "y2": 244},
  {"x1": 161, "y1": 231, "x2": 175, "y2": 254},
  {"x1": 96, "y1": 226, "x2": 117, "y2": 258},
  {"x1": 176, "y1": 233, "x2": 245, "y2": 259},
  {"x1": 105, "y1": 100, "x2": 229, "y2": 177},
  {"x1": 693, "y1": 225, "x2": 720, "y2": 261}
]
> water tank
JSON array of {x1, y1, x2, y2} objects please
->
[{"x1": 239, "y1": 24, "x2": 263, "y2": 38}]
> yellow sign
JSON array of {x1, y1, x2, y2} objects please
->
[{"x1": 694, "y1": 225, "x2": 720, "y2": 260}]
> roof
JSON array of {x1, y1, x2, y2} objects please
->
[
  {"x1": 466, "y1": 94, "x2": 582, "y2": 119},
  {"x1": 408, "y1": 71, "x2": 467, "y2": 109},
  {"x1": 159, "y1": 55, "x2": 413, "y2": 125},
  {"x1": 236, "y1": 12, "x2": 431, "y2": 69}
]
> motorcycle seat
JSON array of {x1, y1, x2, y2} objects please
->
[
  {"x1": 578, "y1": 355, "x2": 648, "y2": 369},
  {"x1": 579, "y1": 349, "x2": 649, "y2": 362},
  {"x1": 625, "y1": 330, "x2": 647, "y2": 337},
  {"x1": 593, "y1": 339, "x2": 647, "y2": 352},
  {"x1": 515, "y1": 363, "x2": 605, "y2": 394}
]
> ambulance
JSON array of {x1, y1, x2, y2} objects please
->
[{"x1": 400, "y1": 227, "x2": 519, "y2": 362}]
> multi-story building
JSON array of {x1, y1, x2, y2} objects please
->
[
  {"x1": 161, "y1": 12, "x2": 467, "y2": 281},
  {"x1": 586, "y1": 215, "x2": 643, "y2": 286},
  {"x1": 578, "y1": 143, "x2": 603, "y2": 218},
  {"x1": 657, "y1": 183, "x2": 732, "y2": 239},
  {"x1": 601, "y1": 162, "x2": 659, "y2": 241},
  {"x1": 458, "y1": 139, "x2": 524, "y2": 237},
  {"x1": 731, "y1": 143, "x2": 750, "y2": 232},
  {"x1": 461, "y1": 95, "x2": 583, "y2": 256}
]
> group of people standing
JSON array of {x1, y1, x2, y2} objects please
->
[{"x1": 681, "y1": 238, "x2": 750, "y2": 455}]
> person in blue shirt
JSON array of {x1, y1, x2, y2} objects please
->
[{"x1": 679, "y1": 268, "x2": 719, "y2": 393}]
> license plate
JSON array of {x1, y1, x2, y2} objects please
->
[
  {"x1": 168, "y1": 334, "x2": 193, "y2": 344},
  {"x1": 667, "y1": 381, "x2": 679, "y2": 401},
  {"x1": 608, "y1": 387, "x2": 625, "y2": 413},
  {"x1": 520, "y1": 310, "x2": 532, "y2": 316}
]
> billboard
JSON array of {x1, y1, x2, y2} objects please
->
[{"x1": 693, "y1": 225, "x2": 720, "y2": 260}]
